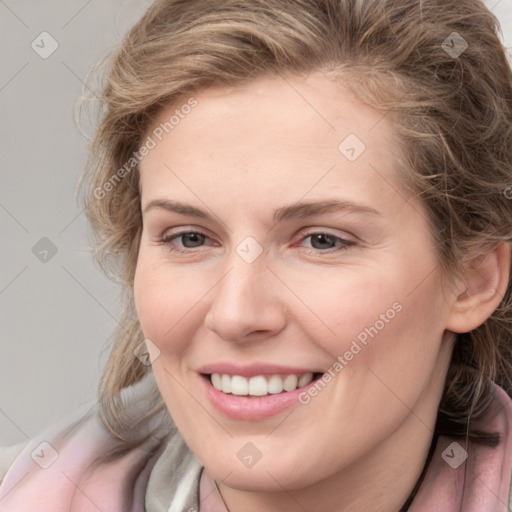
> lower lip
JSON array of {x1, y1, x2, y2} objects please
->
[{"x1": 200, "y1": 374, "x2": 321, "y2": 421}]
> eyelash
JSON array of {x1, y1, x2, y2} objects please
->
[{"x1": 160, "y1": 229, "x2": 356, "y2": 255}]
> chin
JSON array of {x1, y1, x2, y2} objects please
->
[{"x1": 206, "y1": 453, "x2": 321, "y2": 492}]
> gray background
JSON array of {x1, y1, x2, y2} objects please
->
[{"x1": 1, "y1": 0, "x2": 511, "y2": 446}]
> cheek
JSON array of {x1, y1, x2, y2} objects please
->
[
  {"x1": 291, "y1": 271, "x2": 448, "y2": 462},
  {"x1": 334, "y1": 276, "x2": 447, "y2": 426},
  {"x1": 302, "y1": 258, "x2": 448, "y2": 396},
  {"x1": 288, "y1": 265, "x2": 402, "y2": 348},
  {"x1": 134, "y1": 255, "x2": 197, "y2": 346}
]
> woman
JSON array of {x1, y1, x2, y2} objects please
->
[{"x1": 1, "y1": 0, "x2": 511, "y2": 510}]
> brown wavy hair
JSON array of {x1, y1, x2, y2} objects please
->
[{"x1": 77, "y1": 0, "x2": 512, "y2": 453}]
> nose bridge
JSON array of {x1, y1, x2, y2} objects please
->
[{"x1": 204, "y1": 245, "x2": 285, "y2": 342}]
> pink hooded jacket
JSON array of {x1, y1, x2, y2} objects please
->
[{"x1": 1, "y1": 371, "x2": 511, "y2": 511}]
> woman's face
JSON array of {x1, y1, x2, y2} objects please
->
[{"x1": 134, "y1": 72, "x2": 456, "y2": 493}]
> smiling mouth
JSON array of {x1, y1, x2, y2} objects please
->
[{"x1": 201, "y1": 372, "x2": 324, "y2": 397}]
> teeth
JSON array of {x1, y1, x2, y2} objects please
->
[
  {"x1": 210, "y1": 372, "x2": 314, "y2": 396},
  {"x1": 298, "y1": 373, "x2": 314, "y2": 387},
  {"x1": 283, "y1": 375, "x2": 298, "y2": 391},
  {"x1": 221, "y1": 374, "x2": 231, "y2": 393},
  {"x1": 211, "y1": 373, "x2": 222, "y2": 390},
  {"x1": 231, "y1": 375, "x2": 248, "y2": 395},
  {"x1": 248, "y1": 376, "x2": 268, "y2": 396},
  {"x1": 267, "y1": 375, "x2": 283, "y2": 394}
]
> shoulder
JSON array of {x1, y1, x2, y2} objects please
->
[
  {"x1": 0, "y1": 371, "x2": 175, "y2": 510},
  {"x1": 0, "y1": 441, "x2": 29, "y2": 484}
]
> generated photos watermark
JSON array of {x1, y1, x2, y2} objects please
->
[
  {"x1": 93, "y1": 97, "x2": 198, "y2": 200},
  {"x1": 298, "y1": 301, "x2": 403, "y2": 404}
]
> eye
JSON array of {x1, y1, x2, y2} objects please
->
[
  {"x1": 161, "y1": 230, "x2": 211, "y2": 253},
  {"x1": 299, "y1": 231, "x2": 356, "y2": 253},
  {"x1": 159, "y1": 229, "x2": 356, "y2": 255}
]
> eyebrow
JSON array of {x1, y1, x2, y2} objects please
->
[{"x1": 142, "y1": 199, "x2": 382, "y2": 223}]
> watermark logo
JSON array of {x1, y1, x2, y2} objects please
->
[
  {"x1": 31, "y1": 441, "x2": 58, "y2": 469},
  {"x1": 236, "y1": 236, "x2": 263, "y2": 264},
  {"x1": 441, "y1": 442, "x2": 468, "y2": 469},
  {"x1": 442, "y1": 32, "x2": 468, "y2": 58},
  {"x1": 236, "y1": 442, "x2": 262, "y2": 468},
  {"x1": 134, "y1": 338, "x2": 161, "y2": 366},
  {"x1": 338, "y1": 133, "x2": 366, "y2": 162},
  {"x1": 31, "y1": 32, "x2": 58, "y2": 59},
  {"x1": 32, "y1": 237, "x2": 58, "y2": 263}
]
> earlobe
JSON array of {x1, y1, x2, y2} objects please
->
[{"x1": 446, "y1": 242, "x2": 511, "y2": 334}]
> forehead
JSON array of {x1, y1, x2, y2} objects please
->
[
  {"x1": 138, "y1": 72, "x2": 407, "y2": 211},
  {"x1": 145, "y1": 72, "x2": 396, "y2": 152}
]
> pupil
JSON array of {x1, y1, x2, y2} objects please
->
[
  {"x1": 312, "y1": 234, "x2": 334, "y2": 249},
  {"x1": 183, "y1": 233, "x2": 205, "y2": 247}
]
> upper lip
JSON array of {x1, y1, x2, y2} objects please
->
[{"x1": 198, "y1": 363, "x2": 322, "y2": 378}]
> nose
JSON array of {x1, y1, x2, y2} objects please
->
[{"x1": 204, "y1": 254, "x2": 287, "y2": 344}]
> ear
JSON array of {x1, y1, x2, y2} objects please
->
[{"x1": 446, "y1": 242, "x2": 511, "y2": 333}]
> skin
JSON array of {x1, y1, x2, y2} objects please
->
[{"x1": 133, "y1": 71, "x2": 510, "y2": 512}]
